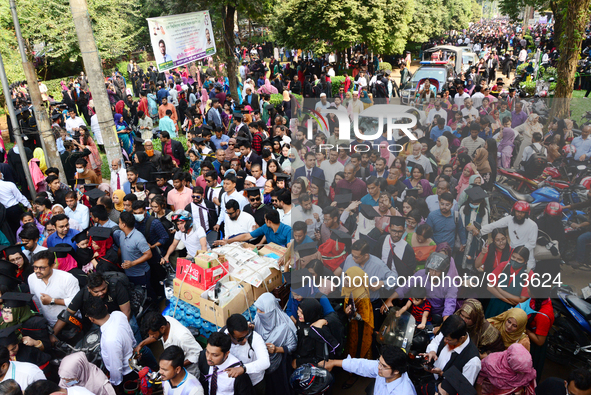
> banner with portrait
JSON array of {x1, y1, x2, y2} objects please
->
[{"x1": 147, "y1": 11, "x2": 216, "y2": 72}]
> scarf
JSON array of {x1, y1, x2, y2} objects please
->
[
  {"x1": 455, "y1": 163, "x2": 476, "y2": 196},
  {"x1": 0, "y1": 306, "x2": 37, "y2": 330},
  {"x1": 112, "y1": 189, "x2": 126, "y2": 211},
  {"x1": 92, "y1": 236, "x2": 114, "y2": 257},
  {"x1": 33, "y1": 147, "x2": 47, "y2": 174},
  {"x1": 430, "y1": 136, "x2": 451, "y2": 165},
  {"x1": 341, "y1": 267, "x2": 369, "y2": 300},
  {"x1": 488, "y1": 308, "x2": 529, "y2": 348},
  {"x1": 498, "y1": 127, "x2": 515, "y2": 152},
  {"x1": 480, "y1": 343, "x2": 537, "y2": 391},
  {"x1": 115, "y1": 100, "x2": 125, "y2": 115},
  {"x1": 455, "y1": 299, "x2": 499, "y2": 348},
  {"x1": 473, "y1": 147, "x2": 491, "y2": 174},
  {"x1": 297, "y1": 298, "x2": 324, "y2": 327},
  {"x1": 59, "y1": 352, "x2": 116, "y2": 395}
]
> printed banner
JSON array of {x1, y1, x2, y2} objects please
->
[{"x1": 147, "y1": 11, "x2": 216, "y2": 72}]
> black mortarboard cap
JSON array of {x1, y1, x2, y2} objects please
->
[
  {"x1": 89, "y1": 226, "x2": 113, "y2": 241},
  {"x1": 153, "y1": 172, "x2": 170, "y2": 179},
  {"x1": 0, "y1": 325, "x2": 21, "y2": 347},
  {"x1": 271, "y1": 136, "x2": 282, "y2": 143},
  {"x1": 274, "y1": 173, "x2": 290, "y2": 180},
  {"x1": 148, "y1": 186, "x2": 163, "y2": 195},
  {"x1": 295, "y1": 242, "x2": 318, "y2": 258},
  {"x1": 290, "y1": 269, "x2": 312, "y2": 290},
  {"x1": 360, "y1": 227, "x2": 383, "y2": 244},
  {"x1": 1, "y1": 293, "x2": 33, "y2": 308},
  {"x1": 311, "y1": 176, "x2": 325, "y2": 187},
  {"x1": 202, "y1": 124, "x2": 213, "y2": 131},
  {"x1": 0, "y1": 260, "x2": 18, "y2": 279},
  {"x1": 297, "y1": 126, "x2": 307, "y2": 133},
  {"x1": 71, "y1": 231, "x2": 89, "y2": 244},
  {"x1": 508, "y1": 87, "x2": 516, "y2": 92},
  {"x1": 330, "y1": 229, "x2": 352, "y2": 243},
  {"x1": 334, "y1": 193, "x2": 352, "y2": 208},
  {"x1": 84, "y1": 188, "x2": 106, "y2": 200},
  {"x1": 440, "y1": 366, "x2": 476, "y2": 395},
  {"x1": 359, "y1": 204, "x2": 379, "y2": 220},
  {"x1": 265, "y1": 103, "x2": 275, "y2": 111},
  {"x1": 388, "y1": 215, "x2": 407, "y2": 227},
  {"x1": 234, "y1": 113, "x2": 244, "y2": 120},
  {"x1": 52, "y1": 113, "x2": 61, "y2": 120},
  {"x1": 236, "y1": 136, "x2": 250, "y2": 143},
  {"x1": 245, "y1": 187, "x2": 261, "y2": 196},
  {"x1": 82, "y1": 183, "x2": 99, "y2": 190},
  {"x1": 405, "y1": 188, "x2": 419, "y2": 198},
  {"x1": 0, "y1": 275, "x2": 20, "y2": 290},
  {"x1": 49, "y1": 243, "x2": 74, "y2": 258},
  {"x1": 192, "y1": 137, "x2": 205, "y2": 145},
  {"x1": 465, "y1": 186, "x2": 488, "y2": 202},
  {"x1": 0, "y1": 244, "x2": 25, "y2": 259},
  {"x1": 241, "y1": 110, "x2": 251, "y2": 115}
]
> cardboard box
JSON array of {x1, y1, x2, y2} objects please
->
[
  {"x1": 233, "y1": 268, "x2": 284, "y2": 300},
  {"x1": 258, "y1": 243, "x2": 287, "y2": 258},
  {"x1": 200, "y1": 277, "x2": 254, "y2": 325},
  {"x1": 176, "y1": 258, "x2": 230, "y2": 290},
  {"x1": 173, "y1": 277, "x2": 205, "y2": 308}
]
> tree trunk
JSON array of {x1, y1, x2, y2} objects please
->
[
  {"x1": 223, "y1": 5, "x2": 239, "y2": 101},
  {"x1": 551, "y1": 0, "x2": 590, "y2": 118}
]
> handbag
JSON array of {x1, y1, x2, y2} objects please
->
[
  {"x1": 272, "y1": 273, "x2": 290, "y2": 309},
  {"x1": 534, "y1": 230, "x2": 560, "y2": 261}
]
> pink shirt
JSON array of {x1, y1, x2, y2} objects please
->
[{"x1": 167, "y1": 186, "x2": 193, "y2": 211}]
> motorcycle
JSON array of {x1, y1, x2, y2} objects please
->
[
  {"x1": 548, "y1": 286, "x2": 591, "y2": 369},
  {"x1": 54, "y1": 328, "x2": 103, "y2": 369}
]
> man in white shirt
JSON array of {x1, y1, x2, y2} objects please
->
[
  {"x1": 426, "y1": 180, "x2": 458, "y2": 213},
  {"x1": 357, "y1": 72, "x2": 368, "y2": 89},
  {"x1": 198, "y1": 332, "x2": 254, "y2": 395},
  {"x1": 90, "y1": 112, "x2": 103, "y2": 145},
  {"x1": 160, "y1": 346, "x2": 204, "y2": 395},
  {"x1": 315, "y1": 93, "x2": 330, "y2": 111},
  {"x1": 453, "y1": 86, "x2": 470, "y2": 109},
  {"x1": 85, "y1": 296, "x2": 136, "y2": 390},
  {"x1": 17, "y1": 226, "x2": 48, "y2": 261},
  {"x1": 17, "y1": 379, "x2": 94, "y2": 395},
  {"x1": 250, "y1": 164, "x2": 266, "y2": 188},
  {"x1": 426, "y1": 100, "x2": 448, "y2": 126},
  {"x1": 0, "y1": 358, "x2": 46, "y2": 391},
  {"x1": 65, "y1": 108, "x2": 86, "y2": 135},
  {"x1": 223, "y1": 314, "x2": 270, "y2": 393},
  {"x1": 213, "y1": 174, "x2": 248, "y2": 232},
  {"x1": 28, "y1": 250, "x2": 80, "y2": 327},
  {"x1": 406, "y1": 142, "x2": 434, "y2": 176},
  {"x1": 470, "y1": 86, "x2": 485, "y2": 109},
  {"x1": 162, "y1": 212, "x2": 208, "y2": 261},
  {"x1": 275, "y1": 190, "x2": 292, "y2": 226},
  {"x1": 518, "y1": 48, "x2": 528, "y2": 66},
  {"x1": 519, "y1": 132, "x2": 546, "y2": 171},
  {"x1": 109, "y1": 159, "x2": 127, "y2": 192},
  {"x1": 219, "y1": 200, "x2": 257, "y2": 240},
  {"x1": 476, "y1": 201, "x2": 538, "y2": 270},
  {"x1": 320, "y1": 148, "x2": 344, "y2": 195},
  {"x1": 291, "y1": 193, "x2": 323, "y2": 239},
  {"x1": 461, "y1": 98, "x2": 480, "y2": 123},
  {"x1": 0, "y1": 169, "x2": 32, "y2": 235},
  {"x1": 136, "y1": 312, "x2": 203, "y2": 378},
  {"x1": 424, "y1": 315, "x2": 481, "y2": 385},
  {"x1": 348, "y1": 91, "x2": 365, "y2": 118},
  {"x1": 332, "y1": 96, "x2": 347, "y2": 113},
  {"x1": 64, "y1": 191, "x2": 90, "y2": 230}
]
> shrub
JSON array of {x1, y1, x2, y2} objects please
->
[
  {"x1": 379, "y1": 62, "x2": 393, "y2": 72},
  {"x1": 519, "y1": 80, "x2": 536, "y2": 95},
  {"x1": 269, "y1": 93, "x2": 303, "y2": 108}
]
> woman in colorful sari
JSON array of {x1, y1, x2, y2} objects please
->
[
  {"x1": 33, "y1": 148, "x2": 47, "y2": 175},
  {"x1": 80, "y1": 127, "x2": 102, "y2": 182},
  {"x1": 476, "y1": 343, "x2": 537, "y2": 395},
  {"x1": 455, "y1": 299, "x2": 505, "y2": 359},
  {"x1": 405, "y1": 223, "x2": 437, "y2": 269},
  {"x1": 258, "y1": 79, "x2": 279, "y2": 95},
  {"x1": 114, "y1": 114, "x2": 132, "y2": 154},
  {"x1": 341, "y1": 266, "x2": 373, "y2": 389},
  {"x1": 497, "y1": 117, "x2": 515, "y2": 168}
]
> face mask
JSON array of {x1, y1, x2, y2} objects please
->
[
  {"x1": 235, "y1": 151, "x2": 241, "y2": 157},
  {"x1": 65, "y1": 380, "x2": 80, "y2": 387},
  {"x1": 469, "y1": 203, "x2": 480, "y2": 209},
  {"x1": 146, "y1": 149, "x2": 154, "y2": 157},
  {"x1": 134, "y1": 214, "x2": 145, "y2": 222},
  {"x1": 510, "y1": 259, "x2": 525, "y2": 270},
  {"x1": 289, "y1": 157, "x2": 295, "y2": 162},
  {"x1": 76, "y1": 168, "x2": 84, "y2": 174}
]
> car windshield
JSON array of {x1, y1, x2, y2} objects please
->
[
  {"x1": 411, "y1": 68, "x2": 445, "y2": 83},
  {"x1": 462, "y1": 54, "x2": 474, "y2": 64}
]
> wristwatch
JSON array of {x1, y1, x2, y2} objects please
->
[{"x1": 50, "y1": 298, "x2": 55, "y2": 305}]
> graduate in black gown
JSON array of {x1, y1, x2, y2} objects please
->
[{"x1": 0, "y1": 325, "x2": 51, "y2": 369}]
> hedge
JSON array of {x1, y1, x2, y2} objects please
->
[
  {"x1": 269, "y1": 93, "x2": 303, "y2": 108},
  {"x1": 378, "y1": 62, "x2": 393, "y2": 72}
]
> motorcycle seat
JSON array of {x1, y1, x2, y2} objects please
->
[
  {"x1": 566, "y1": 295, "x2": 591, "y2": 320},
  {"x1": 505, "y1": 185, "x2": 535, "y2": 203}
]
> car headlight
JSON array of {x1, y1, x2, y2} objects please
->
[{"x1": 402, "y1": 91, "x2": 410, "y2": 97}]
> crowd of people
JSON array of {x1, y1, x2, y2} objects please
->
[{"x1": 1, "y1": 15, "x2": 591, "y2": 395}]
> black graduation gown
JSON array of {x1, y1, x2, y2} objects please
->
[
  {"x1": 15, "y1": 344, "x2": 51, "y2": 368},
  {"x1": 383, "y1": 235, "x2": 417, "y2": 278},
  {"x1": 243, "y1": 204, "x2": 273, "y2": 227},
  {"x1": 7, "y1": 147, "x2": 33, "y2": 199}
]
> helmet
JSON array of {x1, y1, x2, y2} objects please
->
[
  {"x1": 290, "y1": 364, "x2": 334, "y2": 395},
  {"x1": 544, "y1": 202, "x2": 562, "y2": 217},
  {"x1": 425, "y1": 252, "x2": 450, "y2": 273},
  {"x1": 562, "y1": 144, "x2": 576, "y2": 157},
  {"x1": 171, "y1": 210, "x2": 193, "y2": 223},
  {"x1": 513, "y1": 201, "x2": 531, "y2": 214},
  {"x1": 539, "y1": 90, "x2": 548, "y2": 97}
]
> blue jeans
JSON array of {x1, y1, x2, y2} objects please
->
[{"x1": 576, "y1": 231, "x2": 591, "y2": 262}]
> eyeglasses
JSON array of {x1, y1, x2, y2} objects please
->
[
  {"x1": 9, "y1": 256, "x2": 23, "y2": 264},
  {"x1": 231, "y1": 330, "x2": 251, "y2": 343},
  {"x1": 228, "y1": 143, "x2": 235, "y2": 146},
  {"x1": 249, "y1": 196, "x2": 261, "y2": 202},
  {"x1": 33, "y1": 265, "x2": 49, "y2": 271},
  {"x1": 192, "y1": 195, "x2": 202, "y2": 199}
]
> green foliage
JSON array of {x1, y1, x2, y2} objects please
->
[
  {"x1": 471, "y1": 0, "x2": 482, "y2": 21},
  {"x1": 378, "y1": 62, "x2": 392, "y2": 72},
  {"x1": 441, "y1": 0, "x2": 473, "y2": 31},
  {"x1": 543, "y1": 66, "x2": 558, "y2": 79},
  {"x1": 268, "y1": 93, "x2": 303, "y2": 107},
  {"x1": 407, "y1": 0, "x2": 445, "y2": 43},
  {"x1": 272, "y1": 0, "x2": 413, "y2": 55},
  {"x1": 516, "y1": 62, "x2": 528, "y2": 75},
  {"x1": 519, "y1": 80, "x2": 536, "y2": 95},
  {"x1": 330, "y1": 76, "x2": 350, "y2": 96}
]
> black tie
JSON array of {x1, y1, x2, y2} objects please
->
[
  {"x1": 198, "y1": 204, "x2": 207, "y2": 230},
  {"x1": 210, "y1": 366, "x2": 218, "y2": 395}
]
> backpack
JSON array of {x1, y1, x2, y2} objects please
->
[{"x1": 522, "y1": 144, "x2": 547, "y2": 179}]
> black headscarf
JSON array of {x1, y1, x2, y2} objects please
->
[{"x1": 297, "y1": 298, "x2": 323, "y2": 328}]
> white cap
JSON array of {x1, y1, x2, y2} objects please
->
[
  {"x1": 245, "y1": 176, "x2": 257, "y2": 184},
  {"x1": 320, "y1": 93, "x2": 327, "y2": 97}
]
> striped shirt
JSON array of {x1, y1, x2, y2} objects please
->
[{"x1": 410, "y1": 299, "x2": 432, "y2": 322}]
